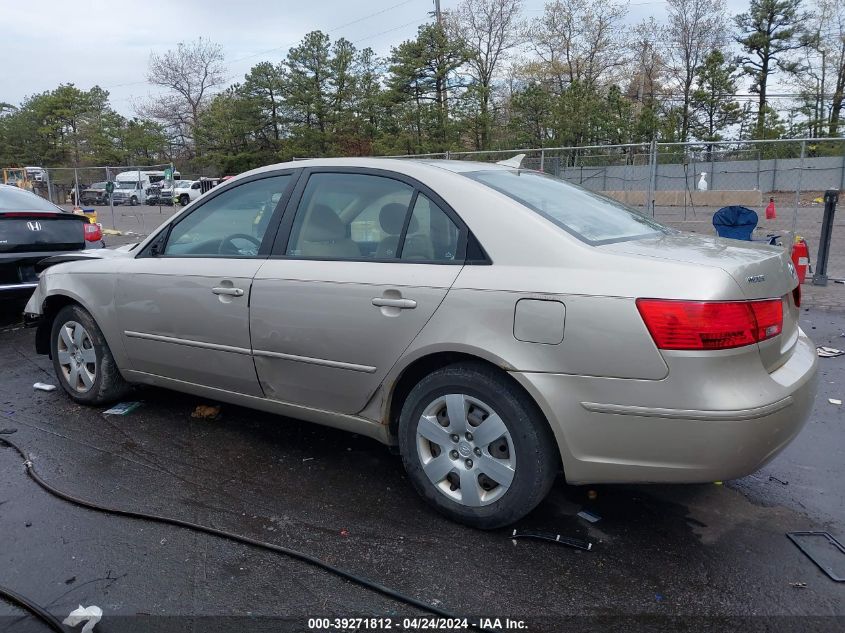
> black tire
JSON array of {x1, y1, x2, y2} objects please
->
[
  {"x1": 130, "y1": 196, "x2": 138, "y2": 206},
  {"x1": 180, "y1": 194, "x2": 190, "y2": 206},
  {"x1": 398, "y1": 362, "x2": 558, "y2": 529},
  {"x1": 50, "y1": 304, "x2": 130, "y2": 405}
]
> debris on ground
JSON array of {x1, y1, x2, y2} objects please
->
[
  {"x1": 786, "y1": 531, "x2": 845, "y2": 582},
  {"x1": 829, "y1": 399, "x2": 842, "y2": 406},
  {"x1": 340, "y1": 528, "x2": 350, "y2": 537},
  {"x1": 577, "y1": 510, "x2": 601, "y2": 524},
  {"x1": 63, "y1": 604, "x2": 103, "y2": 633},
  {"x1": 789, "y1": 582, "x2": 808, "y2": 588},
  {"x1": 302, "y1": 457, "x2": 314, "y2": 462},
  {"x1": 191, "y1": 404, "x2": 222, "y2": 420},
  {"x1": 587, "y1": 489, "x2": 598, "y2": 500},
  {"x1": 102, "y1": 402, "x2": 143, "y2": 416},
  {"x1": 769, "y1": 475, "x2": 789, "y2": 486},
  {"x1": 817, "y1": 346, "x2": 845, "y2": 358},
  {"x1": 32, "y1": 382, "x2": 57, "y2": 392},
  {"x1": 510, "y1": 529, "x2": 592, "y2": 551}
]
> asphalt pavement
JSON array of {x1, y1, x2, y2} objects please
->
[{"x1": 0, "y1": 294, "x2": 843, "y2": 632}]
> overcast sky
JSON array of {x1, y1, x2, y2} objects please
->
[{"x1": 3, "y1": 0, "x2": 751, "y2": 116}]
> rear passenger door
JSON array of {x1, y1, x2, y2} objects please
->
[{"x1": 250, "y1": 168, "x2": 467, "y2": 414}]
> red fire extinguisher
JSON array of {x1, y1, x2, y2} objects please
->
[
  {"x1": 765, "y1": 197, "x2": 777, "y2": 219},
  {"x1": 791, "y1": 236, "x2": 809, "y2": 284}
]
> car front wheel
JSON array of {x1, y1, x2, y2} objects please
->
[
  {"x1": 180, "y1": 194, "x2": 190, "y2": 206},
  {"x1": 50, "y1": 304, "x2": 130, "y2": 405},
  {"x1": 398, "y1": 362, "x2": 558, "y2": 529}
]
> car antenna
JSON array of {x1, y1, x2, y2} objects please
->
[{"x1": 495, "y1": 153, "x2": 525, "y2": 168}]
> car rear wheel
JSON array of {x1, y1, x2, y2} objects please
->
[
  {"x1": 398, "y1": 362, "x2": 558, "y2": 529},
  {"x1": 51, "y1": 304, "x2": 130, "y2": 405},
  {"x1": 130, "y1": 196, "x2": 138, "y2": 206}
]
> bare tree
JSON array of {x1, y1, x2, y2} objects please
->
[
  {"x1": 629, "y1": 17, "x2": 668, "y2": 108},
  {"x1": 665, "y1": 0, "x2": 727, "y2": 141},
  {"x1": 527, "y1": 0, "x2": 628, "y2": 94},
  {"x1": 799, "y1": 0, "x2": 845, "y2": 135},
  {"x1": 142, "y1": 38, "x2": 226, "y2": 156},
  {"x1": 451, "y1": 0, "x2": 524, "y2": 149}
]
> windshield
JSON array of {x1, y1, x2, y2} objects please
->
[
  {"x1": 466, "y1": 169, "x2": 669, "y2": 245},
  {"x1": 0, "y1": 186, "x2": 62, "y2": 212},
  {"x1": 175, "y1": 180, "x2": 193, "y2": 188},
  {"x1": 116, "y1": 181, "x2": 138, "y2": 189},
  {"x1": 90, "y1": 182, "x2": 107, "y2": 189}
]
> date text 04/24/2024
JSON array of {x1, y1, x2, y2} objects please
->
[{"x1": 307, "y1": 617, "x2": 528, "y2": 630}]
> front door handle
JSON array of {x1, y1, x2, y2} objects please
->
[
  {"x1": 212, "y1": 287, "x2": 244, "y2": 297},
  {"x1": 372, "y1": 297, "x2": 417, "y2": 309}
]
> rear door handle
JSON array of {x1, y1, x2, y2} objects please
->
[
  {"x1": 212, "y1": 287, "x2": 244, "y2": 297},
  {"x1": 372, "y1": 297, "x2": 417, "y2": 309}
]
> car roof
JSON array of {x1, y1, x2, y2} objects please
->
[
  {"x1": 237, "y1": 157, "x2": 511, "y2": 180},
  {"x1": 418, "y1": 159, "x2": 511, "y2": 173}
]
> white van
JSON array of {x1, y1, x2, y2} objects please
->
[
  {"x1": 112, "y1": 170, "x2": 183, "y2": 205},
  {"x1": 113, "y1": 171, "x2": 151, "y2": 206},
  {"x1": 25, "y1": 166, "x2": 47, "y2": 182}
]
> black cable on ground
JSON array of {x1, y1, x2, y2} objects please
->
[
  {"x1": 0, "y1": 436, "x2": 491, "y2": 632},
  {"x1": 0, "y1": 583, "x2": 67, "y2": 632}
]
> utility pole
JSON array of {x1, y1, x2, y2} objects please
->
[{"x1": 433, "y1": 0, "x2": 448, "y2": 147}]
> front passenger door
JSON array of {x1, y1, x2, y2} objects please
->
[{"x1": 115, "y1": 173, "x2": 295, "y2": 395}]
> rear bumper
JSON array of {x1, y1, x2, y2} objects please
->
[
  {"x1": 1, "y1": 246, "x2": 102, "y2": 292},
  {"x1": 513, "y1": 329, "x2": 818, "y2": 484}
]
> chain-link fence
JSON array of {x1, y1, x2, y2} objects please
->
[
  {"x1": 18, "y1": 164, "x2": 201, "y2": 231},
  {"x1": 389, "y1": 139, "x2": 845, "y2": 281},
  {"x1": 25, "y1": 141, "x2": 845, "y2": 280}
]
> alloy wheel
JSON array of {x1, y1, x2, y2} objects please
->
[
  {"x1": 415, "y1": 393, "x2": 515, "y2": 507},
  {"x1": 56, "y1": 320, "x2": 97, "y2": 393}
]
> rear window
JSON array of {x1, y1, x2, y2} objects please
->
[
  {"x1": 0, "y1": 186, "x2": 62, "y2": 212},
  {"x1": 466, "y1": 170, "x2": 668, "y2": 245}
]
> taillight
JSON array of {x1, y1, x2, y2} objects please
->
[
  {"x1": 792, "y1": 285, "x2": 801, "y2": 307},
  {"x1": 636, "y1": 299, "x2": 783, "y2": 350},
  {"x1": 84, "y1": 222, "x2": 103, "y2": 242}
]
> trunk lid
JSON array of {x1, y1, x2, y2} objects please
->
[
  {"x1": 0, "y1": 211, "x2": 87, "y2": 253},
  {"x1": 603, "y1": 232, "x2": 800, "y2": 371}
]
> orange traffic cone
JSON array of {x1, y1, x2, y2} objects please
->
[{"x1": 765, "y1": 197, "x2": 776, "y2": 219}]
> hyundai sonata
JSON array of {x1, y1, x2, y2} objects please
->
[{"x1": 24, "y1": 158, "x2": 818, "y2": 528}]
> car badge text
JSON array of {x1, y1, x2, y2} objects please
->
[{"x1": 746, "y1": 274, "x2": 766, "y2": 283}]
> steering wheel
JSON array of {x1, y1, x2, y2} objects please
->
[{"x1": 218, "y1": 233, "x2": 262, "y2": 255}]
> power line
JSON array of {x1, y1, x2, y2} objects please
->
[
  {"x1": 328, "y1": 0, "x2": 416, "y2": 33},
  {"x1": 228, "y1": 0, "x2": 419, "y2": 65},
  {"x1": 353, "y1": 16, "x2": 429, "y2": 44}
]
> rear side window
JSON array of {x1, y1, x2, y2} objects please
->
[
  {"x1": 466, "y1": 170, "x2": 668, "y2": 245},
  {"x1": 286, "y1": 173, "x2": 414, "y2": 259},
  {"x1": 0, "y1": 186, "x2": 61, "y2": 212}
]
